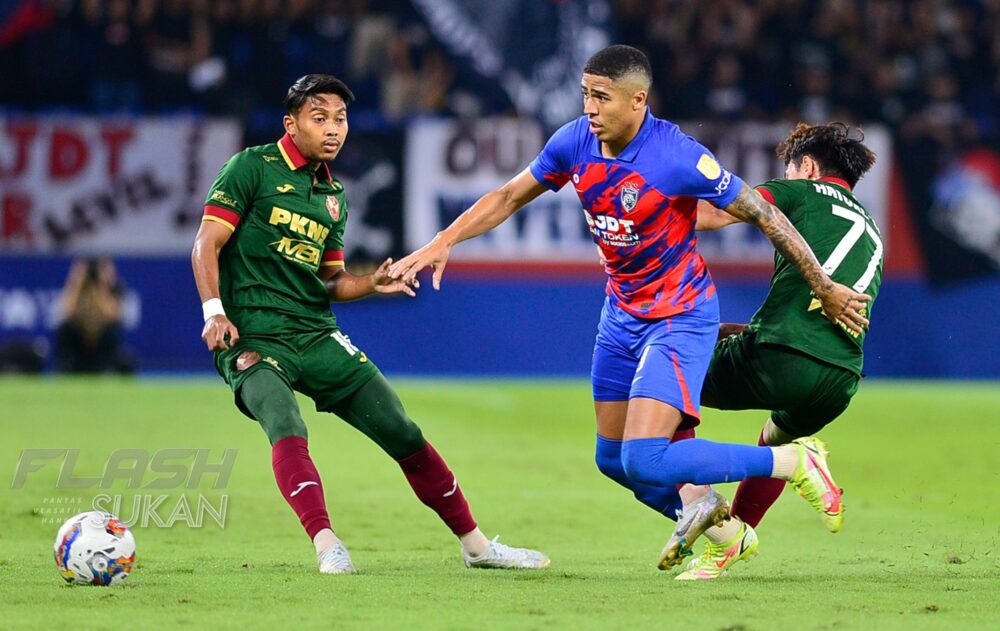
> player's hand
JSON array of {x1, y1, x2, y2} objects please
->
[
  {"x1": 388, "y1": 236, "x2": 452, "y2": 290},
  {"x1": 202, "y1": 315, "x2": 240, "y2": 351},
  {"x1": 596, "y1": 244, "x2": 607, "y2": 268},
  {"x1": 718, "y1": 323, "x2": 748, "y2": 340},
  {"x1": 817, "y1": 283, "x2": 871, "y2": 335},
  {"x1": 372, "y1": 258, "x2": 419, "y2": 297}
]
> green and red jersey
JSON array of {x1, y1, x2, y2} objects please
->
[
  {"x1": 750, "y1": 177, "x2": 883, "y2": 376},
  {"x1": 203, "y1": 134, "x2": 348, "y2": 334}
]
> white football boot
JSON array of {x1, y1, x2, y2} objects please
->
[
  {"x1": 463, "y1": 535, "x2": 551, "y2": 569},
  {"x1": 317, "y1": 543, "x2": 357, "y2": 575}
]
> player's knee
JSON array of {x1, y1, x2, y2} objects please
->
[
  {"x1": 391, "y1": 419, "x2": 425, "y2": 458},
  {"x1": 263, "y1": 411, "x2": 307, "y2": 445},
  {"x1": 238, "y1": 369, "x2": 305, "y2": 444},
  {"x1": 621, "y1": 438, "x2": 673, "y2": 487},
  {"x1": 373, "y1": 400, "x2": 426, "y2": 459}
]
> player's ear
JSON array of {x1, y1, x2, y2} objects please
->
[
  {"x1": 633, "y1": 89, "x2": 647, "y2": 111},
  {"x1": 283, "y1": 114, "x2": 297, "y2": 136},
  {"x1": 802, "y1": 155, "x2": 819, "y2": 179}
]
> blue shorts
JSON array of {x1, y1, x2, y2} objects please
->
[{"x1": 592, "y1": 294, "x2": 719, "y2": 426}]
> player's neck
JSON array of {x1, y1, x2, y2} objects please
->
[
  {"x1": 600, "y1": 111, "x2": 646, "y2": 159},
  {"x1": 308, "y1": 160, "x2": 325, "y2": 183}
]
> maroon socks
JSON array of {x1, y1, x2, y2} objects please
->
[
  {"x1": 731, "y1": 429, "x2": 787, "y2": 527},
  {"x1": 272, "y1": 436, "x2": 332, "y2": 539},
  {"x1": 397, "y1": 442, "x2": 478, "y2": 536}
]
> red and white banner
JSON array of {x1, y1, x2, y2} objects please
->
[
  {"x1": 404, "y1": 118, "x2": 893, "y2": 270},
  {"x1": 0, "y1": 117, "x2": 241, "y2": 255},
  {"x1": 405, "y1": 117, "x2": 593, "y2": 261}
]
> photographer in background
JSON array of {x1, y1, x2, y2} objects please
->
[{"x1": 55, "y1": 257, "x2": 133, "y2": 374}]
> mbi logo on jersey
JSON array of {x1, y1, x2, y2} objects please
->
[
  {"x1": 272, "y1": 237, "x2": 321, "y2": 265},
  {"x1": 583, "y1": 210, "x2": 639, "y2": 247}
]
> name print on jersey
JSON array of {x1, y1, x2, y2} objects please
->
[{"x1": 267, "y1": 206, "x2": 331, "y2": 267}]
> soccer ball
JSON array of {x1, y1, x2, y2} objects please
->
[{"x1": 53, "y1": 511, "x2": 136, "y2": 586}]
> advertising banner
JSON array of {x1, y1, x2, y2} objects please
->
[
  {"x1": 0, "y1": 117, "x2": 241, "y2": 255},
  {"x1": 404, "y1": 118, "x2": 893, "y2": 270}
]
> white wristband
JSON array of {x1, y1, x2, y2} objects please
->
[{"x1": 202, "y1": 298, "x2": 226, "y2": 322}]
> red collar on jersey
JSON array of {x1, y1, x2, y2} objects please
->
[
  {"x1": 277, "y1": 133, "x2": 333, "y2": 181},
  {"x1": 818, "y1": 176, "x2": 852, "y2": 191}
]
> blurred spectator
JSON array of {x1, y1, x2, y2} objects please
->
[
  {"x1": 705, "y1": 54, "x2": 748, "y2": 120},
  {"x1": 144, "y1": 0, "x2": 211, "y2": 108},
  {"x1": 607, "y1": 0, "x2": 998, "y2": 148},
  {"x1": 55, "y1": 257, "x2": 133, "y2": 374},
  {"x1": 0, "y1": 339, "x2": 47, "y2": 374},
  {"x1": 0, "y1": 0, "x2": 996, "y2": 147},
  {"x1": 82, "y1": 0, "x2": 153, "y2": 113}
]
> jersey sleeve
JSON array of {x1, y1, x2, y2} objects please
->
[
  {"x1": 202, "y1": 150, "x2": 260, "y2": 231},
  {"x1": 669, "y1": 134, "x2": 745, "y2": 208},
  {"x1": 755, "y1": 179, "x2": 806, "y2": 218},
  {"x1": 321, "y1": 196, "x2": 347, "y2": 269},
  {"x1": 528, "y1": 119, "x2": 578, "y2": 191}
]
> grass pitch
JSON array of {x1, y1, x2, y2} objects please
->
[{"x1": 1, "y1": 377, "x2": 998, "y2": 630}]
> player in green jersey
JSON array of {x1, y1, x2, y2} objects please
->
[
  {"x1": 661, "y1": 122, "x2": 881, "y2": 579},
  {"x1": 192, "y1": 74, "x2": 549, "y2": 575}
]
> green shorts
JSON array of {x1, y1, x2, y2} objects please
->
[
  {"x1": 701, "y1": 330, "x2": 860, "y2": 437},
  {"x1": 215, "y1": 327, "x2": 379, "y2": 418}
]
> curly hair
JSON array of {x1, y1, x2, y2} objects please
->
[{"x1": 776, "y1": 122, "x2": 876, "y2": 187}]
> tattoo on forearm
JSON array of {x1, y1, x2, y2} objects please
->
[{"x1": 726, "y1": 184, "x2": 833, "y2": 294}]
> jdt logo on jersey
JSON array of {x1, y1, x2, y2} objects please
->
[
  {"x1": 583, "y1": 210, "x2": 639, "y2": 247},
  {"x1": 620, "y1": 184, "x2": 640, "y2": 212}
]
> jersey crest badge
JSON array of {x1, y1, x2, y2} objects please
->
[
  {"x1": 621, "y1": 184, "x2": 640, "y2": 212},
  {"x1": 326, "y1": 195, "x2": 341, "y2": 221}
]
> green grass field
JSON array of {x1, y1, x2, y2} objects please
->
[{"x1": 1, "y1": 378, "x2": 998, "y2": 630}]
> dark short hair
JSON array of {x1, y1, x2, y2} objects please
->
[
  {"x1": 776, "y1": 122, "x2": 876, "y2": 187},
  {"x1": 583, "y1": 45, "x2": 652, "y2": 88},
  {"x1": 284, "y1": 74, "x2": 355, "y2": 115}
]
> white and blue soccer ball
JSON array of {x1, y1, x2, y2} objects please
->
[{"x1": 53, "y1": 511, "x2": 136, "y2": 586}]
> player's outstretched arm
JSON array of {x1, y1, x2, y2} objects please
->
[
  {"x1": 696, "y1": 200, "x2": 743, "y2": 231},
  {"x1": 388, "y1": 168, "x2": 549, "y2": 289},
  {"x1": 721, "y1": 182, "x2": 871, "y2": 334},
  {"x1": 192, "y1": 221, "x2": 240, "y2": 351},
  {"x1": 323, "y1": 258, "x2": 418, "y2": 302}
]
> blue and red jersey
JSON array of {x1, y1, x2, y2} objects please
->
[{"x1": 529, "y1": 110, "x2": 744, "y2": 319}]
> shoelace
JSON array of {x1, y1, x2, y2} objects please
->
[
  {"x1": 486, "y1": 535, "x2": 515, "y2": 559},
  {"x1": 485, "y1": 535, "x2": 537, "y2": 562},
  {"x1": 319, "y1": 546, "x2": 352, "y2": 567}
]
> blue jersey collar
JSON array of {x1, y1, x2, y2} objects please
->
[{"x1": 589, "y1": 109, "x2": 653, "y2": 163}]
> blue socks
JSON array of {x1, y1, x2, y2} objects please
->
[
  {"x1": 595, "y1": 435, "x2": 682, "y2": 520},
  {"x1": 621, "y1": 437, "x2": 774, "y2": 487}
]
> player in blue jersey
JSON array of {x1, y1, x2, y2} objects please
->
[{"x1": 390, "y1": 46, "x2": 871, "y2": 579}]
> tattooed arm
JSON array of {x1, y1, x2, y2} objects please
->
[{"x1": 721, "y1": 182, "x2": 871, "y2": 333}]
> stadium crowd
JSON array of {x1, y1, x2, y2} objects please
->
[{"x1": 1, "y1": 0, "x2": 997, "y2": 148}]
